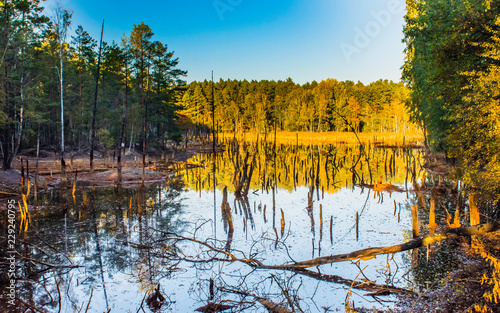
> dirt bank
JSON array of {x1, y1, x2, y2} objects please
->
[{"x1": 0, "y1": 145, "x2": 206, "y2": 194}]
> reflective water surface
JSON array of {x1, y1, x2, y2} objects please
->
[{"x1": 5, "y1": 141, "x2": 448, "y2": 312}]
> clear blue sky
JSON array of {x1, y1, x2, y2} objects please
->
[{"x1": 44, "y1": 0, "x2": 407, "y2": 85}]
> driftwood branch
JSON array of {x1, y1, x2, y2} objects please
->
[
  {"x1": 151, "y1": 222, "x2": 500, "y2": 296},
  {"x1": 152, "y1": 228, "x2": 412, "y2": 296},
  {"x1": 264, "y1": 222, "x2": 500, "y2": 270}
]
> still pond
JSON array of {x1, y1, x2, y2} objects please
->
[{"x1": 3, "y1": 140, "x2": 460, "y2": 312}]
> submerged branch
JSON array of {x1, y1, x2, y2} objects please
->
[
  {"x1": 293, "y1": 269, "x2": 415, "y2": 296},
  {"x1": 220, "y1": 287, "x2": 294, "y2": 313}
]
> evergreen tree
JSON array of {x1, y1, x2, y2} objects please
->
[
  {"x1": 130, "y1": 22, "x2": 153, "y2": 154},
  {"x1": 0, "y1": 0, "x2": 49, "y2": 169},
  {"x1": 69, "y1": 25, "x2": 96, "y2": 149}
]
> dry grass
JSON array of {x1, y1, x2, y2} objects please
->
[{"x1": 221, "y1": 131, "x2": 425, "y2": 146}]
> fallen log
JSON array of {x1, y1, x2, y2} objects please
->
[
  {"x1": 24, "y1": 257, "x2": 83, "y2": 269},
  {"x1": 265, "y1": 221, "x2": 500, "y2": 270},
  {"x1": 16, "y1": 297, "x2": 48, "y2": 313},
  {"x1": 195, "y1": 302, "x2": 235, "y2": 312},
  {"x1": 356, "y1": 182, "x2": 405, "y2": 193},
  {"x1": 154, "y1": 229, "x2": 415, "y2": 296},
  {"x1": 153, "y1": 223, "x2": 500, "y2": 297},
  {"x1": 248, "y1": 223, "x2": 498, "y2": 296},
  {"x1": 0, "y1": 190, "x2": 21, "y2": 197}
]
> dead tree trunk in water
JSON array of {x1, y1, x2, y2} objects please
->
[{"x1": 161, "y1": 219, "x2": 500, "y2": 297}]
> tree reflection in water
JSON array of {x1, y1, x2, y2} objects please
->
[
  {"x1": 2, "y1": 140, "x2": 447, "y2": 312},
  {"x1": 6, "y1": 181, "x2": 185, "y2": 312}
]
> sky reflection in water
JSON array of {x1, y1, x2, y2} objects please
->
[{"x1": 16, "y1": 144, "x2": 427, "y2": 312}]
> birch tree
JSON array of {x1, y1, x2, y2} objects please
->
[{"x1": 53, "y1": 2, "x2": 71, "y2": 155}]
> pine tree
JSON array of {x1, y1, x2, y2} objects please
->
[
  {"x1": 130, "y1": 21, "x2": 153, "y2": 156},
  {"x1": 70, "y1": 25, "x2": 96, "y2": 149},
  {"x1": 0, "y1": 0, "x2": 48, "y2": 169}
]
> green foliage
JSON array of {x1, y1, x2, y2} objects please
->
[
  {"x1": 402, "y1": 0, "x2": 497, "y2": 148},
  {"x1": 180, "y1": 79, "x2": 412, "y2": 135},
  {"x1": 403, "y1": 0, "x2": 500, "y2": 203},
  {"x1": 0, "y1": 0, "x2": 49, "y2": 168},
  {"x1": 450, "y1": 26, "x2": 500, "y2": 203},
  {"x1": 0, "y1": 0, "x2": 186, "y2": 165},
  {"x1": 127, "y1": 22, "x2": 186, "y2": 150},
  {"x1": 96, "y1": 128, "x2": 114, "y2": 152}
]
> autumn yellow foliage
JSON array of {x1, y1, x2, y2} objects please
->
[{"x1": 469, "y1": 235, "x2": 500, "y2": 313}]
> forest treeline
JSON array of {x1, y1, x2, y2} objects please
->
[
  {"x1": 0, "y1": 1, "x2": 187, "y2": 170},
  {"x1": 181, "y1": 78, "x2": 412, "y2": 135},
  {"x1": 403, "y1": 0, "x2": 500, "y2": 204},
  {"x1": 0, "y1": 1, "x2": 419, "y2": 172}
]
